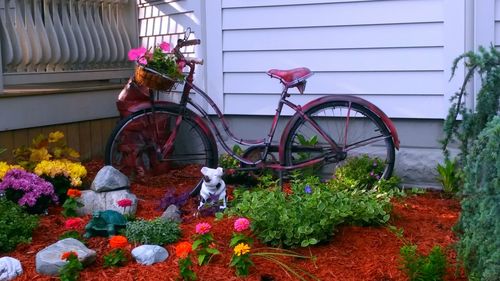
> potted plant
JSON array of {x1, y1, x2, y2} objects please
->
[{"x1": 128, "y1": 42, "x2": 184, "y2": 91}]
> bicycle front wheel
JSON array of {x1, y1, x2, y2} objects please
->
[
  {"x1": 283, "y1": 100, "x2": 395, "y2": 180},
  {"x1": 105, "y1": 105, "x2": 218, "y2": 179}
]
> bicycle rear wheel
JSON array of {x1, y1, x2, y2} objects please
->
[
  {"x1": 105, "y1": 105, "x2": 218, "y2": 179},
  {"x1": 283, "y1": 100, "x2": 395, "y2": 180}
]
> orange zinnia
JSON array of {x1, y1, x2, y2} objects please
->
[
  {"x1": 61, "y1": 251, "x2": 78, "y2": 260},
  {"x1": 67, "y1": 189, "x2": 82, "y2": 198},
  {"x1": 175, "y1": 241, "x2": 192, "y2": 259},
  {"x1": 109, "y1": 235, "x2": 129, "y2": 249}
]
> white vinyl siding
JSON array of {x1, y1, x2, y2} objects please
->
[{"x1": 205, "y1": 0, "x2": 466, "y2": 119}]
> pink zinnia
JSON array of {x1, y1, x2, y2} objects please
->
[
  {"x1": 64, "y1": 218, "x2": 84, "y2": 230},
  {"x1": 159, "y1": 42, "x2": 170, "y2": 52},
  {"x1": 234, "y1": 218, "x2": 250, "y2": 232},
  {"x1": 117, "y1": 198, "x2": 133, "y2": 208},
  {"x1": 195, "y1": 222, "x2": 211, "y2": 235}
]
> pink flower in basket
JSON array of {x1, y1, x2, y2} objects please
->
[{"x1": 128, "y1": 47, "x2": 148, "y2": 65}]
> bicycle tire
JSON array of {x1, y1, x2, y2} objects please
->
[
  {"x1": 105, "y1": 105, "x2": 218, "y2": 179},
  {"x1": 283, "y1": 100, "x2": 395, "y2": 180}
]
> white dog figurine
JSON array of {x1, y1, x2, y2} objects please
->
[{"x1": 198, "y1": 167, "x2": 227, "y2": 210}]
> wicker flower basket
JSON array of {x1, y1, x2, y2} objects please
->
[{"x1": 134, "y1": 65, "x2": 176, "y2": 91}]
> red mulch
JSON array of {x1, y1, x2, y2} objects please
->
[{"x1": 4, "y1": 159, "x2": 467, "y2": 281}]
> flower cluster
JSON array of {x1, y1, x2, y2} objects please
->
[
  {"x1": 0, "y1": 162, "x2": 24, "y2": 180},
  {"x1": 61, "y1": 251, "x2": 79, "y2": 261},
  {"x1": 0, "y1": 169, "x2": 57, "y2": 207},
  {"x1": 192, "y1": 222, "x2": 220, "y2": 266},
  {"x1": 128, "y1": 42, "x2": 184, "y2": 81},
  {"x1": 109, "y1": 235, "x2": 129, "y2": 249},
  {"x1": 34, "y1": 160, "x2": 87, "y2": 187},
  {"x1": 67, "y1": 189, "x2": 81, "y2": 198}
]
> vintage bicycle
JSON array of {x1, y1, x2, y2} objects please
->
[{"x1": 104, "y1": 29, "x2": 400, "y2": 190}]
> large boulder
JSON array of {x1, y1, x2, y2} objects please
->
[
  {"x1": 77, "y1": 189, "x2": 138, "y2": 216},
  {"x1": 0, "y1": 257, "x2": 22, "y2": 281},
  {"x1": 35, "y1": 238, "x2": 96, "y2": 276},
  {"x1": 91, "y1": 166, "x2": 129, "y2": 192},
  {"x1": 131, "y1": 245, "x2": 169, "y2": 265}
]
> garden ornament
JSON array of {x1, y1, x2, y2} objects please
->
[
  {"x1": 83, "y1": 210, "x2": 127, "y2": 238},
  {"x1": 198, "y1": 167, "x2": 227, "y2": 210}
]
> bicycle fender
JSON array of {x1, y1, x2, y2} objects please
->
[{"x1": 278, "y1": 95, "x2": 400, "y2": 164}]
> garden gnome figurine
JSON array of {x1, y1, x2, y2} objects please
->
[{"x1": 198, "y1": 167, "x2": 227, "y2": 210}]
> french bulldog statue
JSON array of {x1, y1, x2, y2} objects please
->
[{"x1": 198, "y1": 167, "x2": 227, "y2": 210}]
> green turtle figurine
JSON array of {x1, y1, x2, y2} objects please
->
[{"x1": 84, "y1": 210, "x2": 127, "y2": 238}]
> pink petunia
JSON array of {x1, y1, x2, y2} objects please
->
[
  {"x1": 159, "y1": 42, "x2": 170, "y2": 52},
  {"x1": 127, "y1": 47, "x2": 147, "y2": 62},
  {"x1": 234, "y1": 218, "x2": 250, "y2": 232},
  {"x1": 195, "y1": 222, "x2": 212, "y2": 235},
  {"x1": 117, "y1": 198, "x2": 133, "y2": 208}
]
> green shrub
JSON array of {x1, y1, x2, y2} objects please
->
[
  {"x1": 400, "y1": 244, "x2": 447, "y2": 281},
  {"x1": 443, "y1": 46, "x2": 500, "y2": 162},
  {"x1": 436, "y1": 158, "x2": 463, "y2": 193},
  {"x1": 332, "y1": 155, "x2": 401, "y2": 191},
  {"x1": 125, "y1": 218, "x2": 181, "y2": 245},
  {"x1": 455, "y1": 116, "x2": 500, "y2": 281},
  {"x1": 0, "y1": 198, "x2": 39, "y2": 252},
  {"x1": 229, "y1": 176, "x2": 392, "y2": 248}
]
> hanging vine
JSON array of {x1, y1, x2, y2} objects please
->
[{"x1": 442, "y1": 45, "x2": 500, "y2": 162}]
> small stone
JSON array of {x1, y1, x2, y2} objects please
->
[
  {"x1": 160, "y1": 204, "x2": 181, "y2": 223},
  {"x1": 35, "y1": 238, "x2": 96, "y2": 276},
  {"x1": 0, "y1": 257, "x2": 22, "y2": 281},
  {"x1": 131, "y1": 245, "x2": 169, "y2": 265},
  {"x1": 91, "y1": 166, "x2": 130, "y2": 192}
]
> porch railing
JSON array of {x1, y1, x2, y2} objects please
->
[{"x1": 0, "y1": 0, "x2": 138, "y2": 91}]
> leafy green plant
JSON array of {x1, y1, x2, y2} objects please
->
[
  {"x1": 192, "y1": 222, "x2": 220, "y2": 265},
  {"x1": 455, "y1": 116, "x2": 500, "y2": 281},
  {"x1": 103, "y1": 249, "x2": 128, "y2": 268},
  {"x1": 400, "y1": 245, "x2": 447, "y2": 281},
  {"x1": 436, "y1": 158, "x2": 463, "y2": 193},
  {"x1": 296, "y1": 134, "x2": 320, "y2": 176},
  {"x1": 443, "y1": 45, "x2": 500, "y2": 162},
  {"x1": 125, "y1": 218, "x2": 181, "y2": 245},
  {"x1": 0, "y1": 198, "x2": 39, "y2": 252},
  {"x1": 332, "y1": 155, "x2": 400, "y2": 191},
  {"x1": 229, "y1": 176, "x2": 392, "y2": 248},
  {"x1": 59, "y1": 251, "x2": 83, "y2": 281}
]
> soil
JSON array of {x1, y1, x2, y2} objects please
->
[{"x1": 5, "y1": 160, "x2": 467, "y2": 281}]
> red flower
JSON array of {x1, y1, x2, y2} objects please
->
[
  {"x1": 61, "y1": 251, "x2": 78, "y2": 260},
  {"x1": 67, "y1": 189, "x2": 81, "y2": 198},
  {"x1": 175, "y1": 242, "x2": 192, "y2": 259},
  {"x1": 64, "y1": 218, "x2": 84, "y2": 230},
  {"x1": 109, "y1": 235, "x2": 129, "y2": 249},
  {"x1": 117, "y1": 198, "x2": 133, "y2": 208}
]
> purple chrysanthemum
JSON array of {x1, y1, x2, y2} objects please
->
[{"x1": 0, "y1": 169, "x2": 57, "y2": 207}]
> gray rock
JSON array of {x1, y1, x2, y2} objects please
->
[
  {"x1": 35, "y1": 238, "x2": 96, "y2": 276},
  {"x1": 77, "y1": 189, "x2": 138, "y2": 216},
  {"x1": 131, "y1": 245, "x2": 169, "y2": 265},
  {"x1": 160, "y1": 204, "x2": 181, "y2": 222},
  {"x1": 91, "y1": 166, "x2": 130, "y2": 192},
  {"x1": 0, "y1": 257, "x2": 22, "y2": 281}
]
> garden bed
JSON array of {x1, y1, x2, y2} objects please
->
[{"x1": 7, "y1": 160, "x2": 466, "y2": 281}]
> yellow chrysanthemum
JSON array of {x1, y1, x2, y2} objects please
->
[
  {"x1": 0, "y1": 162, "x2": 23, "y2": 180},
  {"x1": 234, "y1": 243, "x2": 251, "y2": 256},
  {"x1": 48, "y1": 131, "x2": 65, "y2": 143},
  {"x1": 29, "y1": 148, "x2": 51, "y2": 162},
  {"x1": 34, "y1": 160, "x2": 87, "y2": 187}
]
